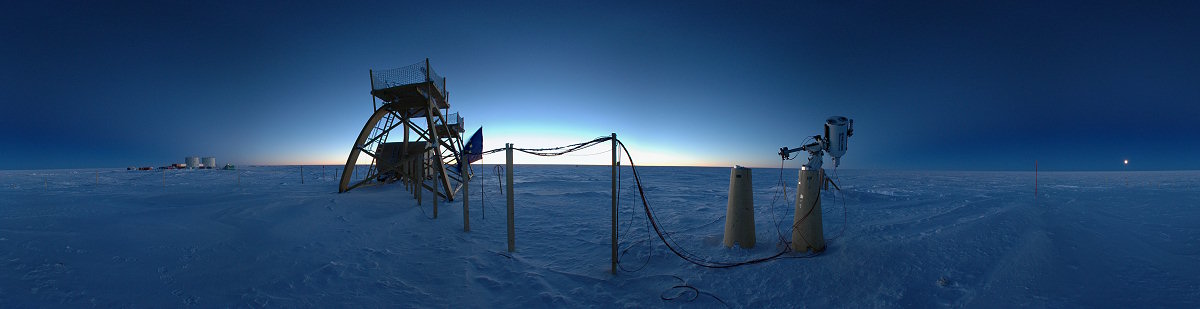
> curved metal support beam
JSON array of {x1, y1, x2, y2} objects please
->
[{"x1": 340, "y1": 105, "x2": 392, "y2": 193}]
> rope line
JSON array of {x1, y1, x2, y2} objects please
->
[
  {"x1": 660, "y1": 275, "x2": 730, "y2": 308},
  {"x1": 469, "y1": 135, "x2": 834, "y2": 270},
  {"x1": 617, "y1": 140, "x2": 820, "y2": 269},
  {"x1": 826, "y1": 167, "x2": 849, "y2": 242},
  {"x1": 477, "y1": 136, "x2": 613, "y2": 157}
]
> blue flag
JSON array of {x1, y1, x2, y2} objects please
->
[{"x1": 458, "y1": 127, "x2": 483, "y2": 172}]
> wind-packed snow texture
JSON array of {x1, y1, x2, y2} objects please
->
[{"x1": 1, "y1": 166, "x2": 1197, "y2": 307}]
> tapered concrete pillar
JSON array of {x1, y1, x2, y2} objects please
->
[
  {"x1": 723, "y1": 166, "x2": 756, "y2": 248},
  {"x1": 792, "y1": 167, "x2": 826, "y2": 253}
]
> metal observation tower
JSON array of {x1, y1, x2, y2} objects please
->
[{"x1": 339, "y1": 59, "x2": 467, "y2": 201}]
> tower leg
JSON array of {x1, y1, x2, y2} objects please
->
[{"x1": 792, "y1": 168, "x2": 826, "y2": 253}]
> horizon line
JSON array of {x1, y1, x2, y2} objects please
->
[{"x1": 2, "y1": 164, "x2": 1193, "y2": 173}]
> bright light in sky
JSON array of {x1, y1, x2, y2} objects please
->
[{"x1": 1124, "y1": 159, "x2": 1129, "y2": 165}]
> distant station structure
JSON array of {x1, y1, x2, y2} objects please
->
[{"x1": 339, "y1": 59, "x2": 468, "y2": 201}]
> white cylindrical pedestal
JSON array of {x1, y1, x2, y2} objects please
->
[
  {"x1": 723, "y1": 166, "x2": 756, "y2": 248},
  {"x1": 792, "y1": 167, "x2": 826, "y2": 253}
]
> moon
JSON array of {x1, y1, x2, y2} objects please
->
[{"x1": 1124, "y1": 159, "x2": 1129, "y2": 165}]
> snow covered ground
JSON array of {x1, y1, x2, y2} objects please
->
[{"x1": 1, "y1": 166, "x2": 1197, "y2": 307}]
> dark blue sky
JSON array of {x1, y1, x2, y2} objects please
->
[{"x1": 3, "y1": 1, "x2": 1198, "y2": 170}]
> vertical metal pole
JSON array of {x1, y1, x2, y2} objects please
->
[
  {"x1": 433, "y1": 164, "x2": 439, "y2": 218},
  {"x1": 301, "y1": 166, "x2": 304, "y2": 184},
  {"x1": 506, "y1": 143, "x2": 515, "y2": 252},
  {"x1": 464, "y1": 172, "x2": 470, "y2": 232},
  {"x1": 370, "y1": 69, "x2": 377, "y2": 111},
  {"x1": 403, "y1": 116, "x2": 410, "y2": 188},
  {"x1": 611, "y1": 133, "x2": 618, "y2": 274},
  {"x1": 482, "y1": 168, "x2": 486, "y2": 221},
  {"x1": 416, "y1": 161, "x2": 423, "y2": 205}
]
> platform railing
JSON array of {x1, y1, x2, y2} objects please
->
[
  {"x1": 370, "y1": 60, "x2": 447, "y2": 99},
  {"x1": 428, "y1": 66, "x2": 446, "y2": 97}
]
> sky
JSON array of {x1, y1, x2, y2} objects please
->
[{"x1": 2, "y1": 1, "x2": 1198, "y2": 171}]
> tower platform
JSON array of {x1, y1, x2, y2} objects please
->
[{"x1": 341, "y1": 59, "x2": 469, "y2": 202}]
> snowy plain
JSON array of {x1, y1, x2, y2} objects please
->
[{"x1": 1, "y1": 165, "x2": 1198, "y2": 307}]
